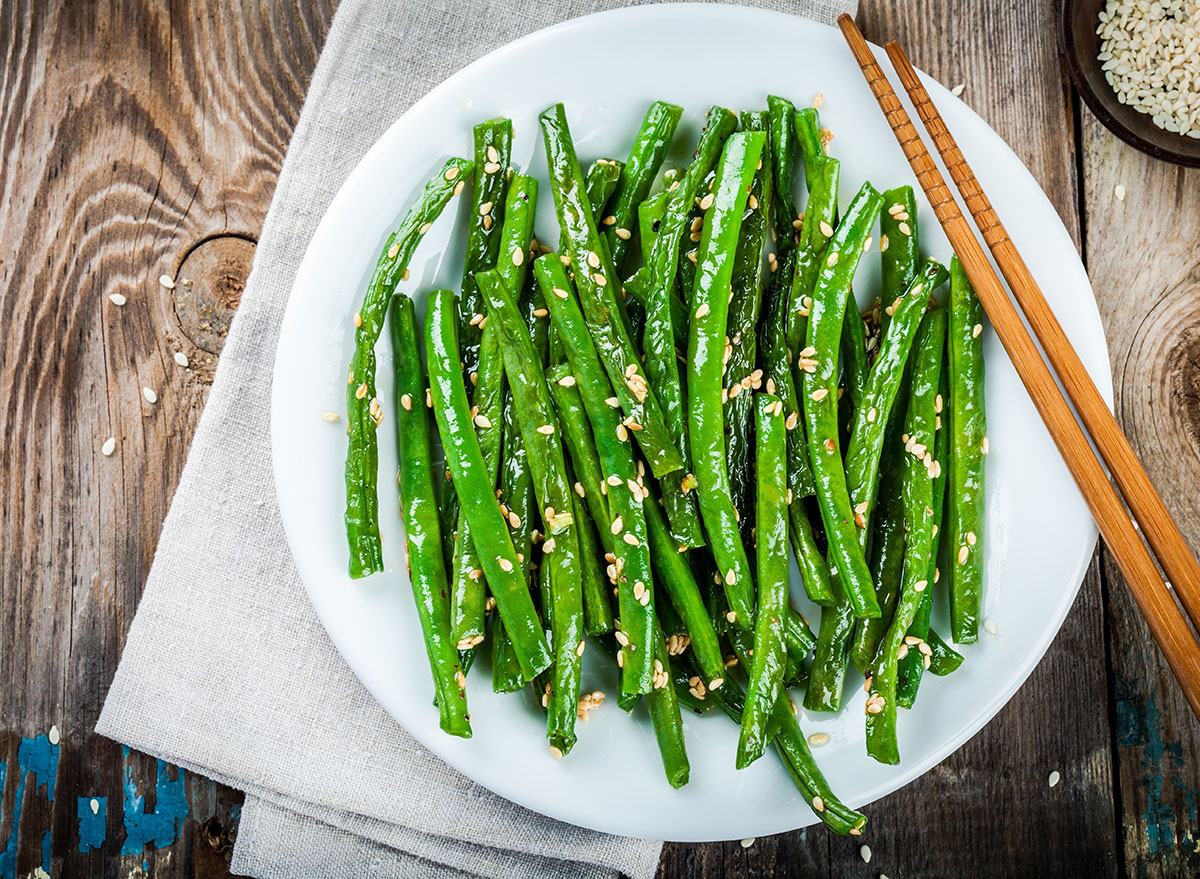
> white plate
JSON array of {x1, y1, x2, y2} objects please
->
[{"x1": 271, "y1": 4, "x2": 1111, "y2": 842}]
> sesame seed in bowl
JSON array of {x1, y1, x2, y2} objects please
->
[{"x1": 1060, "y1": 0, "x2": 1200, "y2": 165}]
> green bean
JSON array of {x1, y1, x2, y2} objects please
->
[
  {"x1": 866, "y1": 309, "x2": 946, "y2": 764},
  {"x1": 785, "y1": 157, "x2": 840, "y2": 360},
  {"x1": 686, "y1": 131, "x2": 766, "y2": 629},
  {"x1": 759, "y1": 255, "x2": 834, "y2": 605},
  {"x1": 570, "y1": 490, "x2": 614, "y2": 637},
  {"x1": 803, "y1": 570, "x2": 855, "y2": 711},
  {"x1": 558, "y1": 159, "x2": 624, "y2": 253},
  {"x1": 534, "y1": 255, "x2": 655, "y2": 697},
  {"x1": 638, "y1": 189, "x2": 670, "y2": 264},
  {"x1": 849, "y1": 407, "x2": 907, "y2": 675},
  {"x1": 673, "y1": 659, "x2": 717, "y2": 715},
  {"x1": 766, "y1": 96, "x2": 799, "y2": 250},
  {"x1": 840, "y1": 299, "x2": 869, "y2": 440},
  {"x1": 648, "y1": 623, "x2": 690, "y2": 788},
  {"x1": 540, "y1": 103, "x2": 684, "y2": 478},
  {"x1": 947, "y1": 257, "x2": 987, "y2": 644},
  {"x1": 459, "y1": 119, "x2": 513, "y2": 387},
  {"x1": 897, "y1": 364, "x2": 954, "y2": 706},
  {"x1": 424, "y1": 289, "x2": 551, "y2": 681},
  {"x1": 736, "y1": 394, "x2": 789, "y2": 769},
  {"x1": 794, "y1": 107, "x2": 826, "y2": 191},
  {"x1": 926, "y1": 628, "x2": 965, "y2": 675},
  {"x1": 451, "y1": 174, "x2": 538, "y2": 647},
  {"x1": 625, "y1": 266, "x2": 687, "y2": 352},
  {"x1": 722, "y1": 631, "x2": 867, "y2": 835},
  {"x1": 546, "y1": 364, "x2": 613, "y2": 552},
  {"x1": 843, "y1": 259, "x2": 949, "y2": 547},
  {"x1": 801, "y1": 182, "x2": 884, "y2": 620},
  {"x1": 345, "y1": 157, "x2": 473, "y2": 579},
  {"x1": 604, "y1": 100, "x2": 683, "y2": 273},
  {"x1": 784, "y1": 605, "x2": 817, "y2": 661},
  {"x1": 477, "y1": 269, "x2": 584, "y2": 754},
  {"x1": 642, "y1": 483, "x2": 726, "y2": 687},
  {"x1": 389, "y1": 295, "x2": 470, "y2": 737},
  {"x1": 643, "y1": 107, "x2": 738, "y2": 545},
  {"x1": 879, "y1": 186, "x2": 920, "y2": 335},
  {"x1": 724, "y1": 110, "x2": 773, "y2": 543}
]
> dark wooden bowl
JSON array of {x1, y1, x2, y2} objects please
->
[{"x1": 1059, "y1": 0, "x2": 1200, "y2": 167}]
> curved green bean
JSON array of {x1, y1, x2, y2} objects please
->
[
  {"x1": 389, "y1": 295, "x2": 470, "y2": 737},
  {"x1": 534, "y1": 255, "x2": 655, "y2": 697},
  {"x1": 843, "y1": 259, "x2": 949, "y2": 547},
  {"x1": 766, "y1": 95, "x2": 799, "y2": 250},
  {"x1": 736, "y1": 394, "x2": 789, "y2": 769},
  {"x1": 794, "y1": 106, "x2": 826, "y2": 191},
  {"x1": 345, "y1": 157, "x2": 473, "y2": 579},
  {"x1": 424, "y1": 289, "x2": 551, "y2": 681},
  {"x1": 685, "y1": 130, "x2": 766, "y2": 629},
  {"x1": 540, "y1": 103, "x2": 683, "y2": 478},
  {"x1": 866, "y1": 308, "x2": 946, "y2": 764},
  {"x1": 604, "y1": 100, "x2": 683, "y2": 273},
  {"x1": 724, "y1": 110, "x2": 773, "y2": 543},
  {"x1": 477, "y1": 269, "x2": 584, "y2": 755},
  {"x1": 785, "y1": 157, "x2": 840, "y2": 360},
  {"x1": 947, "y1": 257, "x2": 987, "y2": 644},
  {"x1": 801, "y1": 182, "x2": 884, "y2": 620}
]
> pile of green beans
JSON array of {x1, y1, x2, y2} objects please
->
[{"x1": 339, "y1": 99, "x2": 988, "y2": 835}]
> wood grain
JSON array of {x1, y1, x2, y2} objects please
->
[
  {"x1": 1080, "y1": 108, "x2": 1200, "y2": 877},
  {"x1": 0, "y1": 0, "x2": 333, "y2": 875}
]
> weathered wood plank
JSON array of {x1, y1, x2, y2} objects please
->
[
  {"x1": 0, "y1": 0, "x2": 333, "y2": 875},
  {"x1": 1079, "y1": 106, "x2": 1200, "y2": 877}
]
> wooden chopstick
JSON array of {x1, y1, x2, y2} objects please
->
[
  {"x1": 883, "y1": 38, "x2": 1200, "y2": 639},
  {"x1": 836, "y1": 14, "x2": 1200, "y2": 721}
]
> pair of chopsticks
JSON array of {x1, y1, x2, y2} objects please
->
[{"x1": 836, "y1": 15, "x2": 1200, "y2": 721}]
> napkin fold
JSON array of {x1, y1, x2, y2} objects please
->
[{"x1": 97, "y1": 1, "x2": 856, "y2": 876}]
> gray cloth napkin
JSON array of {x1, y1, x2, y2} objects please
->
[{"x1": 97, "y1": 1, "x2": 856, "y2": 876}]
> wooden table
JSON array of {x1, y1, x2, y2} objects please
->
[{"x1": 2, "y1": 1, "x2": 1197, "y2": 876}]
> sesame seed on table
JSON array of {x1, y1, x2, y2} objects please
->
[{"x1": 1, "y1": 0, "x2": 1197, "y2": 876}]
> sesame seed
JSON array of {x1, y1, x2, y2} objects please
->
[
  {"x1": 508, "y1": 511, "x2": 521, "y2": 529},
  {"x1": 419, "y1": 222, "x2": 432, "y2": 235},
  {"x1": 587, "y1": 250, "x2": 601, "y2": 269},
  {"x1": 479, "y1": 201, "x2": 493, "y2": 216},
  {"x1": 808, "y1": 732, "x2": 830, "y2": 747},
  {"x1": 615, "y1": 227, "x2": 631, "y2": 240},
  {"x1": 1115, "y1": 184, "x2": 1126, "y2": 202},
  {"x1": 482, "y1": 215, "x2": 493, "y2": 231},
  {"x1": 826, "y1": 251, "x2": 839, "y2": 266},
  {"x1": 158, "y1": 274, "x2": 175, "y2": 290},
  {"x1": 951, "y1": 82, "x2": 965, "y2": 96},
  {"x1": 426, "y1": 388, "x2": 433, "y2": 408},
  {"x1": 862, "y1": 236, "x2": 873, "y2": 252},
  {"x1": 486, "y1": 145, "x2": 499, "y2": 163},
  {"x1": 898, "y1": 221, "x2": 911, "y2": 236},
  {"x1": 592, "y1": 271, "x2": 607, "y2": 287},
  {"x1": 498, "y1": 557, "x2": 514, "y2": 572},
  {"x1": 549, "y1": 745, "x2": 563, "y2": 760},
  {"x1": 474, "y1": 414, "x2": 492, "y2": 428},
  {"x1": 388, "y1": 243, "x2": 401, "y2": 259},
  {"x1": 785, "y1": 412, "x2": 799, "y2": 430},
  {"x1": 725, "y1": 568, "x2": 736, "y2": 586},
  {"x1": 880, "y1": 234, "x2": 889, "y2": 252},
  {"x1": 958, "y1": 545, "x2": 970, "y2": 564},
  {"x1": 552, "y1": 286, "x2": 569, "y2": 300},
  {"x1": 866, "y1": 407, "x2": 877, "y2": 423},
  {"x1": 536, "y1": 424, "x2": 555, "y2": 435},
  {"x1": 109, "y1": 293, "x2": 127, "y2": 306},
  {"x1": 811, "y1": 388, "x2": 829, "y2": 402},
  {"x1": 889, "y1": 203, "x2": 905, "y2": 216},
  {"x1": 860, "y1": 844, "x2": 872, "y2": 864},
  {"x1": 453, "y1": 181, "x2": 465, "y2": 196},
  {"x1": 512, "y1": 246, "x2": 524, "y2": 266},
  {"x1": 543, "y1": 537, "x2": 556, "y2": 553},
  {"x1": 622, "y1": 533, "x2": 639, "y2": 546},
  {"x1": 174, "y1": 351, "x2": 189, "y2": 367},
  {"x1": 576, "y1": 640, "x2": 586, "y2": 657},
  {"x1": 935, "y1": 393, "x2": 944, "y2": 413},
  {"x1": 444, "y1": 166, "x2": 460, "y2": 181},
  {"x1": 983, "y1": 618, "x2": 997, "y2": 635},
  {"x1": 725, "y1": 611, "x2": 738, "y2": 624},
  {"x1": 484, "y1": 161, "x2": 501, "y2": 174},
  {"x1": 819, "y1": 220, "x2": 833, "y2": 237},
  {"x1": 967, "y1": 531, "x2": 977, "y2": 546},
  {"x1": 973, "y1": 323, "x2": 983, "y2": 338},
  {"x1": 101, "y1": 437, "x2": 117, "y2": 456},
  {"x1": 740, "y1": 838, "x2": 755, "y2": 849},
  {"x1": 699, "y1": 193, "x2": 715, "y2": 210},
  {"x1": 533, "y1": 308, "x2": 549, "y2": 318},
  {"x1": 1049, "y1": 770, "x2": 1061, "y2": 787},
  {"x1": 981, "y1": 436, "x2": 990, "y2": 455},
  {"x1": 695, "y1": 303, "x2": 710, "y2": 319},
  {"x1": 914, "y1": 579, "x2": 929, "y2": 592},
  {"x1": 748, "y1": 193, "x2": 759, "y2": 210},
  {"x1": 142, "y1": 387, "x2": 158, "y2": 404},
  {"x1": 812, "y1": 796, "x2": 825, "y2": 813},
  {"x1": 614, "y1": 630, "x2": 630, "y2": 647}
]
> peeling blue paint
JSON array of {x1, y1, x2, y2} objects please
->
[
  {"x1": 1116, "y1": 686, "x2": 1199, "y2": 858},
  {"x1": 120, "y1": 748, "x2": 189, "y2": 856},
  {"x1": 0, "y1": 735, "x2": 60, "y2": 879},
  {"x1": 77, "y1": 796, "x2": 108, "y2": 853}
]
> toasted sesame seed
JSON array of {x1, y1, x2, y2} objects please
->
[
  {"x1": 549, "y1": 745, "x2": 563, "y2": 760},
  {"x1": 142, "y1": 387, "x2": 158, "y2": 404},
  {"x1": 972, "y1": 323, "x2": 983, "y2": 338},
  {"x1": 479, "y1": 201, "x2": 493, "y2": 216},
  {"x1": 1049, "y1": 770, "x2": 1061, "y2": 787},
  {"x1": 622, "y1": 533, "x2": 639, "y2": 546},
  {"x1": 453, "y1": 180, "x2": 465, "y2": 196},
  {"x1": 536, "y1": 424, "x2": 555, "y2": 435},
  {"x1": 444, "y1": 166, "x2": 460, "y2": 181},
  {"x1": 615, "y1": 227, "x2": 632, "y2": 240},
  {"x1": 880, "y1": 234, "x2": 889, "y2": 252},
  {"x1": 484, "y1": 161, "x2": 501, "y2": 174},
  {"x1": 862, "y1": 236, "x2": 873, "y2": 252},
  {"x1": 482, "y1": 215, "x2": 493, "y2": 231},
  {"x1": 958, "y1": 545, "x2": 970, "y2": 564},
  {"x1": 552, "y1": 286, "x2": 569, "y2": 300},
  {"x1": 576, "y1": 640, "x2": 586, "y2": 657},
  {"x1": 812, "y1": 796, "x2": 825, "y2": 813},
  {"x1": 1115, "y1": 184, "x2": 1126, "y2": 202},
  {"x1": 498, "y1": 557, "x2": 513, "y2": 572},
  {"x1": 725, "y1": 611, "x2": 738, "y2": 624},
  {"x1": 983, "y1": 618, "x2": 997, "y2": 635},
  {"x1": 981, "y1": 436, "x2": 990, "y2": 454},
  {"x1": 914, "y1": 579, "x2": 929, "y2": 592},
  {"x1": 388, "y1": 243, "x2": 401, "y2": 260},
  {"x1": 860, "y1": 844, "x2": 872, "y2": 864},
  {"x1": 699, "y1": 193, "x2": 715, "y2": 210},
  {"x1": 109, "y1": 292, "x2": 127, "y2": 306},
  {"x1": 587, "y1": 250, "x2": 601, "y2": 269},
  {"x1": 826, "y1": 251, "x2": 839, "y2": 266},
  {"x1": 474, "y1": 414, "x2": 492, "y2": 428},
  {"x1": 747, "y1": 193, "x2": 759, "y2": 210},
  {"x1": 967, "y1": 531, "x2": 977, "y2": 546},
  {"x1": 695, "y1": 302, "x2": 710, "y2": 319},
  {"x1": 511, "y1": 246, "x2": 524, "y2": 267},
  {"x1": 425, "y1": 388, "x2": 433, "y2": 408},
  {"x1": 158, "y1": 274, "x2": 175, "y2": 290},
  {"x1": 935, "y1": 393, "x2": 944, "y2": 413},
  {"x1": 740, "y1": 838, "x2": 755, "y2": 849},
  {"x1": 614, "y1": 630, "x2": 630, "y2": 647},
  {"x1": 819, "y1": 220, "x2": 834, "y2": 237},
  {"x1": 811, "y1": 388, "x2": 829, "y2": 402},
  {"x1": 468, "y1": 568, "x2": 483, "y2": 581},
  {"x1": 419, "y1": 222, "x2": 432, "y2": 235},
  {"x1": 725, "y1": 568, "x2": 736, "y2": 586},
  {"x1": 543, "y1": 537, "x2": 556, "y2": 553},
  {"x1": 616, "y1": 423, "x2": 628, "y2": 442}
]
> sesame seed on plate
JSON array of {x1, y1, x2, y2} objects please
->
[
  {"x1": 101, "y1": 437, "x2": 117, "y2": 456},
  {"x1": 109, "y1": 293, "x2": 127, "y2": 306},
  {"x1": 158, "y1": 274, "x2": 175, "y2": 290}
]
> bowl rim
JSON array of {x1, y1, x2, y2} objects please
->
[{"x1": 1057, "y1": 0, "x2": 1200, "y2": 168}]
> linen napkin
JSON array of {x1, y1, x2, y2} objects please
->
[{"x1": 97, "y1": 1, "x2": 856, "y2": 877}]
